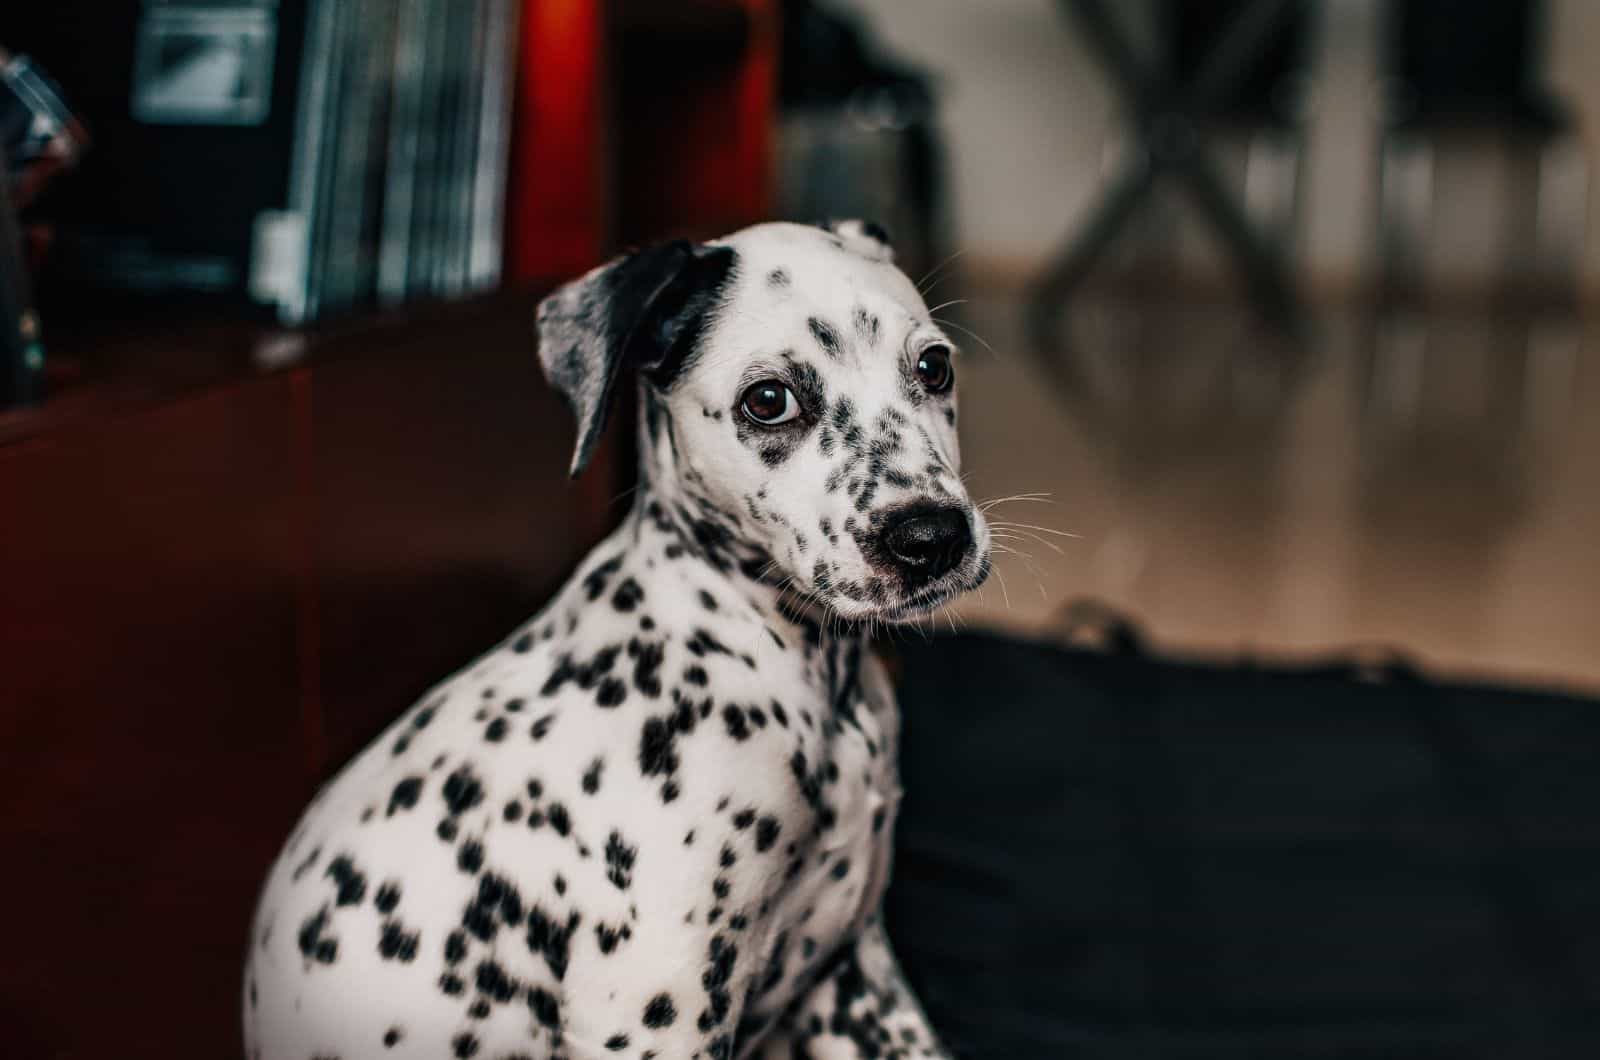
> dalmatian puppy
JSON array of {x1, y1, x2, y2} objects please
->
[{"x1": 244, "y1": 220, "x2": 992, "y2": 1060}]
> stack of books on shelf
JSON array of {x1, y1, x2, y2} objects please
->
[{"x1": 257, "y1": 0, "x2": 520, "y2": 322}]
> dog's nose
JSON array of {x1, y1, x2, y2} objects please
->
[{"x1": 881, "y1": 507, "x2": 972, "y2": 580}]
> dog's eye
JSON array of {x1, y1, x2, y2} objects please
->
[
  {"x1": 915, "y1": 345, "x2": 954, "y2": 393},
  {"x1": 740, "y1": 381, "x2": 800, "y2": 425}
]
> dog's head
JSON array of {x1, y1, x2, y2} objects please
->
[{"x1": 536, "y1": 220, "x2": 990, "y2": 623}]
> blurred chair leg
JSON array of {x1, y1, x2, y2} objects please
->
[
  {"x1": 1377, "y1": 132, "x2": 1433, "y2": 311},
  {"x1": 1244, "y1": 129, "x2": 1301, "y2": 253},
  {"x1": 1027, "y1": 159, "x2": 1157, "y2": 349},
  {"x1": 1533, "y1": 138, "x2": 1587, "y2": 308},
  {"x1": 1176, "y1": 148, "x2": 1302, "y2": 336},
  {"x1": 1364, "y1": 132, "x2": 1431, "y2": 430}
]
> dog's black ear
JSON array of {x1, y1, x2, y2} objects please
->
[
  {"x1": 822, "y1": 219, "x2": 893, "y2": 263},
  {"x1": 536, "y1": 240, "x2": 736, "y2": 477}
]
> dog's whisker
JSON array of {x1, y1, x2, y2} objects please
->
[
  {"x1": 929, "y1": 315, "x2": 998, "y2": 357},
  {"x1": 992, "y1": 561, "x2": 1014, "y2": 610},
  {"x1": 986, "y1": 519, "x2": 1077, "y2": 538},
  {"x1": 989, "y1": 528, "x2": 1066, "y2": 556},
  {"x1": 990, "y1": 541, "x2": 1051, "y2": 588},
  {"x1": 915, "y1": 248, "x2": 968, "y2": 294},
  {"x1": 977, "y1": 492, "x2": 1054, "y2": 512},
  {"x1": 923, "y1": 297, "x2": 968, "y2": 318}
]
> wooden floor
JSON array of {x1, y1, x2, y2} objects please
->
[{"x1": 946, "y1": 292, "x2": 1600, "y2": 696}]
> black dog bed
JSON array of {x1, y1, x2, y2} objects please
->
[{"x1": 886, "y1": 615, "x2": 1600, "y2": 1059}]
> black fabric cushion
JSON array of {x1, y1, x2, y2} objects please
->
[{"x1": 885, "y1": 627, "x2": 1600, "y2": 1059}]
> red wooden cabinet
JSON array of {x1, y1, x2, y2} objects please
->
[
  {"x1": 1, "y1": 378, "x2": 308, "y2": 1058},
  {"x1": 0, "y1": 292, "x2": 616, "y2": 1059}
]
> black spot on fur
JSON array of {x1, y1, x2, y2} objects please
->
[
  {"x1": 583, "y1": 555, "x2": 623, "y2": 601},
  {"x1": 526, "y1": 906, "x2": 581, "y2": 980},
  {"x1": 632, "y1": 640, "x2": 665, "y2": 697},
  {"x1": 596, "y1": 675, "x2": 627, "y2": 708},
  {"x1": 596, "y1": 921, "x2": 629, "y2": 953},
  {"x1": 378, "y1": 920, "x2": 419, "y2": 962},
  {"x1": 687, "y1": 629, "x2": 731, "y2": 658},
  {"x1": 767, "y1": 267, "x2": 790, "y2": 287},
  {"x1": 605, "y1": 831, "x2": 638, "y2": 890},
  {"x1": 808, "y1": 316, "x2": 843, "y2": 359},
  {"x1": 853, "y1": 305, "x2": 880, "y2": 346},
  {"x1": 528, "y1": 986, "x2": 561, "y2": 1028},
  {"x1": 388, "y1": 777, "x2": 423, "y2": 817},
  {"x1": 611, "y1": 577, "x2": 644, "y2": 612},
  {"x1": 643, "y1": 993, "x2": 677, "y2": 1027},
  {"x1": 697, "y1": 936, "x2": 738, "y2": 1031},
  {"x1": 475, "y1": 958, "x2": 519, "y2": 1003},
  {"x1": 375, "y1": 882, "x2": 402, "y2": 914},
  {"x1": 326, "y1": 855, "x2": 367, "y2": 907},
  {"x1": 639, "y1": 716, "x2": 678, "y2": 778},
  {"x1": 298, "y1": 907, "x2": 337, "y2": 964},
  {"x1": 289, "y1": 851, "x2": 320, "y2": 883},
  {"x1": 755, "y1": 816, "x2": 782, "y2": 852},
  {"x1": 442, "y1": 766, "x2": 484, "y2": 815}
]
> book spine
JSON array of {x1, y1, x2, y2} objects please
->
[
  {"x1": 281, "y1": 0, "x2": 342, "y2": 323},
  {"x1": 405, "y1": 0, "x2": 449, "y2": 297},
  {"x1": 469, "y1": 0, "x2": 517, "y2": 291},
  {"x1": 445, "y1": 0, "x2": 489, "y2": 297},
  {"x1": 378, "y1": 0, "x2": 425, "y2": 304}
]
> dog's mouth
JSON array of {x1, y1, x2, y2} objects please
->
[
  {"x1": 872, "y1": 549, "x2": 992, "y2": 623},
  {"x1": 816, "y1": 545, "x2": 992, "y2": 625}
]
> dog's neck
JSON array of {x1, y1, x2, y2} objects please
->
[{"x1": 617, "y1": 488, "x2": 859, "y2": 651}]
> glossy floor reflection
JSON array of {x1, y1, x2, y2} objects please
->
[{"x1": 947, "y1": 292, "x2": 1600, "y2": 695}]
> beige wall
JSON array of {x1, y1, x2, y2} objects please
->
[{"x1": 842, "y1": 0, "x2": 1600, "y2": 294}]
